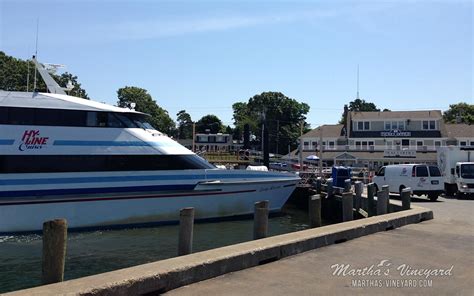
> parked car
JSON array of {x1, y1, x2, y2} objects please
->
[{"x1": 372, "y1": 164, "x2": 444, "y2": 201}]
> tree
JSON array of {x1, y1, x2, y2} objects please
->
[
  {"x1": 232, "y1": 91, "x2": 310, "y2": 154},
  {"x1": 195, "y1": 114, "x2": 225, "y2": 134},
  {"x1": 339, "y1": 98, "x2": 380, "y2": 124},
  {"x1": 443, "y1": 102, "x2": 474, "y2": 124},
  {"x1": 117, "y1": 86, "x2": 176, "y2": 135},
  {"x1": 0, "y1": 51, "x2": 89, "y2": 99},
  {"x1": 176, "y1": 110, "x2": 193, "y2": 139}
]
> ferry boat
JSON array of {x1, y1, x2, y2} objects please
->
[{"x1": 0, "y1": 58, "x2": 299, "y2": 234}]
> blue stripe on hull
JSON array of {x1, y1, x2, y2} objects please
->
[
  {"x1": 0, "y1": 173, "x2": 290, "y2": 186},
  {"x1": 0, "y1": 139, "x2": 15, "y2": 145},
  {"x1": 0, "y1": 184, "x2": 197, "y2": 198}
]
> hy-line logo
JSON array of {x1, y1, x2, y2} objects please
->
[{"x1": 19, "y1": 130, "x2": 49, "y2": 151}]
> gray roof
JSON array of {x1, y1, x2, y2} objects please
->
[
  {"x1": 301, "y1": 124, "x2": 344, "y2": 138},
  {"x1": 351, "y1": 110, "x2": 442, "y2": 120},
  {"x1": 288, "y1": 150, "x2": 437, "y2": 162},
  {"x1": 0, "y1": 91, "x2": 142, "y2": 114},
  {"x1": 444, "y1": 123, "x2": 474, "y2": 138}
]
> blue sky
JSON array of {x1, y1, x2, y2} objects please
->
[{"x1": 1, "y1": 0, "x2": 472, "y2": 128}]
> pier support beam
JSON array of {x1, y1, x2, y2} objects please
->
[
  {"x1": 254, "y1": 200, "x2": 269, "y2": 239},
  {"x1": 342, "y1": 192, "x2": 353, "y2": 222},
  {"x1": 42, "y1": 219, "x2": 67, "y2": 285},
  {"x1": 178, "y1": 207, "x2": 195, "y2": 256},
  {"x1": 367, "y1": 183, "x2": 376, "y2": 217},
  {"x1": 308, "y1": 195, "x2": 322, "y2": 228},
  {"x1": 401, "y1": 188, "x2": 412, "y2": 210}
]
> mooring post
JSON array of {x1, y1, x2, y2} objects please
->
[
  {"x1": 342, "y1": 192, "x2": 353, "y2": 222},
  {"x1": 382, "y1": 185, "x2": 390, "y2": 212},
  {"x1": 308, "y1": 194, "x2": 322, "y2": 228},
  {"x1": 377, "y1": 190, "x2": 388, "y2": 215},
  {"x1": 178, "y1": 207, "x2": 195, "y2": 256},
  {"x1": 315, "y1": 177, "x2": 322, "y2": 194},
  {"x1": 254, "y1": 200, "x2": 269, "y2": 239},
  {"x1": 42, "y1": 218, "x2": 67, "y2": 285},
  {"x1": 367, "y1": 183, "x2": 376, "y2": 217},
  {"x1": 401, "y1": 188, "x2": 411, "y2": 210},
  {"x1": 326, "y1": 178, "x2": 334, "y2": 198},
  {"x1": 354, "y1": 181, "x2": 363, "y2": 212},
  {"x1": 344, "y1": 179, "x2": 352, "y2": 193}
]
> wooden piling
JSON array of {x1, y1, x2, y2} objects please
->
[
  {"x1": 367, "y1": 183, "x2": 376, "y2": 217},
  {"x1": 326, "y1": 178, "x2": 334, "y2": 198},
  {"x1": 377, "y1": 190, "x2": 388, "y2": 215},
  {"x1": 42, "y1": 219, "x2": 67, "y2": 285},
  {"x1": 382, "y1": 185, "x2": 390, "y2": 212},
  {"x1": 308, "y1": 195, "x2": 322, "y2": 228},
  {"x1": 342, "y1": 192, "x2": 353, "y2": 222},
  {"x1": 178, "y1": 207, "x2": 195, "y2": 256},
  {"x1": 315, "y1": 177, "x2": 322, "y2": 194},
  {"x1": 354, "y1": 181, "x2": 363, "y2": 212},
  {"x1": 344, "y1": 179, "x2": 352, "y2": 192},
  {"x1": 254, "y1": 200, "x2": 269, "y2": 239},
  {"x1": 401, "y1": 188, "x2": 411, "y2": 210}
]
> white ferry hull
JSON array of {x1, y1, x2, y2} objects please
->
[{"x1": 0, "y1": 170, "x2": 299, "y2": 233}]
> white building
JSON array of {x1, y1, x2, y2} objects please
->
[{"x1": 296, "y1": 110, "x2": 474, "y2": 170}]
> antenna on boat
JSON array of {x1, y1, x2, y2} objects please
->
[{"x1": 33, "y1": 18, "x2": 39, "y2": 92}]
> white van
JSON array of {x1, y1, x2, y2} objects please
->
[{"x1": 373, "y1": 164, "x2": 444, "y2": 201}]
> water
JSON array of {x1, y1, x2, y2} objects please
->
[{"x1": 0, "y1": 205, "x2": 310, "y2": 293}]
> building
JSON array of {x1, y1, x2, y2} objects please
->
[
  {"x1": 178, "y1": 133, "x2": 243, "y2": 153},
  {"x1": 295, "y1": 110, "x2": 474, "y2": 170}
]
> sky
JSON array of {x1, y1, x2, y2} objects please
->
[{"x1": 0, "y1": 0, "x2": 472, "y2": 128}]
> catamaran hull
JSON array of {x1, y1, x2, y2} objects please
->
[{"x1": 0, "y1": 171, "x2": 299, "y2": 233}]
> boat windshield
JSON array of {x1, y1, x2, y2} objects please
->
[
  {"x1": 461, "y1": 164, "x2": 474, "y2": 179},
  {"x1": 111, "y1": 113, "x2": 155, "y2": 129}
]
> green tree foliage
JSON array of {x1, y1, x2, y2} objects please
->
[
  {"x1": 0, "y1": 51, "x2": 89, "y2": 99},
  {"x1": 232, "y1": 91, "x2": 310, "y2": 154},
  {"x1": 176, "y1": 110, "x2": 193, "y2": 139},
  {"x1": 195, "y1": 114, "x2": 225, "y2": 134},
  {"x1": 339, "y1": 98, "x2": 380, "y2": 124},
  {"x1": 117, "y1": 86, "x2": 176, "y2": 135},
  {"x1": 443, "y1": 102, "x2": 474, "y2": 124}
]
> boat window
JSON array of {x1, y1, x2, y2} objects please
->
[
  {"x1": 127, "y1": 114, "x2": 155, "y2": 130},
  {"x1": 415, "y1": 166, "x2": 429, "y2": 177},
  {"x1": 107, "y1": 113, "x2": 125, "y2": 128},
  {"x1": 8, "y1": 107, "x2": 35, "y2": 125},
  {"x1": 35, "y1": 108, "x2": 62, "y2": 126},
  {"x1": 0, "y1": 154, "x2": 215, "y2": 173},
  {"x1": 0, "y1": 107, "x2": 8, "y2": 124},
  {"x1": 61, "y1": 110, "x2": 87, "y2": 126},
  {"x1": 114, "y1": 113, "x2": 138, "y2": 128}
]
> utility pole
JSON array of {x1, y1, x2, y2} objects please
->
[
  {"x1": 299, "y1": 121, "x2": 303, "y2": 170},
  {"x1": 192, "y1": 122, "x2": 196, "y2": 152},
  {"x1": 276, "y1": 120, "x2": 279, "y2": 155},
  {"x1": 319, "y1": 126, "x2": 323, "y2": 177}
]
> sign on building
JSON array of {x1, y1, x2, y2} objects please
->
[{"x1": 383, "y1": 150, "x2": 416, "y2": 158}]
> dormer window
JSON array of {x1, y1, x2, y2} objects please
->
[
  {"x1": 356, "y1": 121, "x2": 370, "y2": 131},
  {"x1": 422, "y1": 120, "x2": 436, "y2": 130}
]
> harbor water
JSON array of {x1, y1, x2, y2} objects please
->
[{"x1": 0, "y1": 205, "x2": 313, "y2": 293}]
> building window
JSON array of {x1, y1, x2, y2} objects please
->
[
  {"x1": 356, "y1": 121, "x2": 370, "y2": 131},
  {"x1": 355, "y1": 141, "x2": 361, "y2": 149},
  {"x1": 435, "y1": 141, "x2": 441, "y2": 148},
  {"x1": 470, "y1": 141, "x2": 474, "y2": 146},
  {"x1": 386, "y1": 140, "x2": 393, "y2": 149},
  {"x1": 362, "y1": 141, "x2": 368, "y2": 150},
  {"x1": 385, "y1": 121, "x2": 405, "y2": 130},
  {"x1": 460, "y1": 141, "x2": 467, "y2": 147},
  {"x1": 369, "y1": 141, "x2": 374, "y2": 149},
  {"x1": 402, "y1": 139, "x2": 410, "y2": 147},
  {"x1": 329, "y1": 141, "x2": 335, "y2": 149},
  {"x1": 422, "y1": 120, "x2": 436, "y2": 130},
  {"x1": 417, "y1": 141, "x2": 424, "y2": 150},
  {"x1": 312, "y1": 141, "x2": 317, "y2": 148}
]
